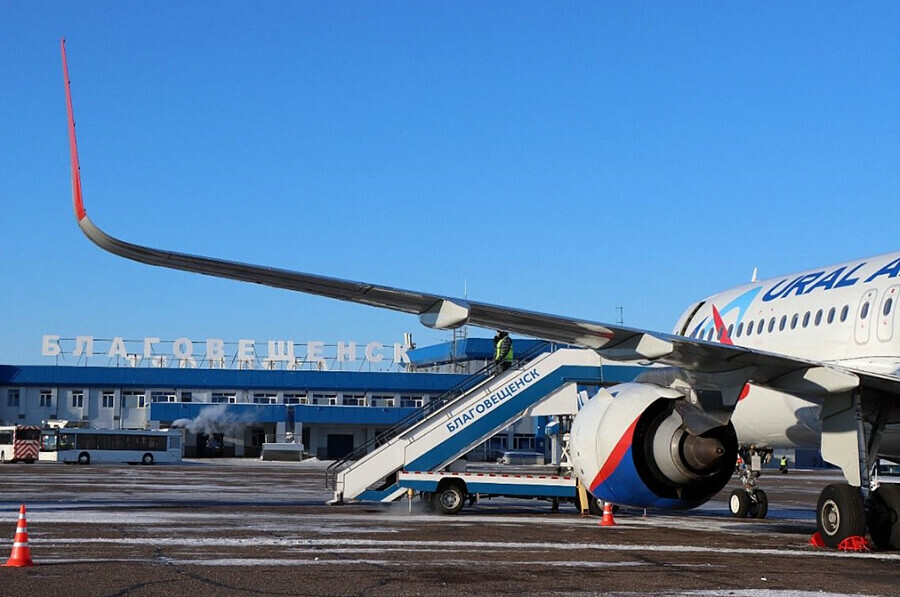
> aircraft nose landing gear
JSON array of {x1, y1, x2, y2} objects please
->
[
  {"x1": 728, "y1": 487, "x2": 768, "y2": 519},
  {"x1": 729, "y1": 467, "x2": 768, "y2": 519}
]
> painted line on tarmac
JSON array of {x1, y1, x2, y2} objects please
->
[{"x1": 45, "y1": 537, "x2": 900, "y2": 561}]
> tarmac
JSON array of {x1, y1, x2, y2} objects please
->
[{"x1": 0, "y1": 459, "x2": 898, "y2": 596}]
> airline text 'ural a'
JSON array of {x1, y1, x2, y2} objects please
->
[{"x1": 61, "y1": 40, "x2": 900, "y2": 550}]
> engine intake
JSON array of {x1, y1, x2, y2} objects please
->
[{"x1": 570, "y1": 382, "x2": 737, "y2": 510}]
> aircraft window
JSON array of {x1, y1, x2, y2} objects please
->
[
  {"x1": 779, "y1": 315, "x2": 787, "y2": 331},
  {"x1": 746, "y1": 322, "x2": 753, "y2": 337},
  {"x1": 827, "y1": 307, "x2": 836, "y2": 324},
  {"x1": 736, "y1": 322, "x2": 744, "y2": 337},
  {"x1": 717, "y1": 327, "x2": 723, "y2": 340},
  {"x1": 707, "y1": 328, "x2": 714, "y2": 341},
  {"x1": 884, "y1": 298, "x2": 894, "y2": 317},
  {"x1": 861, "y1": 302, "x2": 870, "y2": 320},
  {"x1": 802, "y1": 312, "x2": 810, "y2": 328},
  {"x1": 815, "y1": 309, "x2": 823, "y2": 326},
  {"x1": 791, "y1": 314, "x2": 799, "y2": 329},
  {"x1": 757, "y1": 319, "x2": 765, "y2": 335},
  {"x1": 768, "y1": 318, "x2": 775, "y2": 333},
  {"x1": 727, "y1": 324, "x2": 734, "y2": 338},
  {"x1": 840, "y1": 305, "x2": 849, "y2": 322}
]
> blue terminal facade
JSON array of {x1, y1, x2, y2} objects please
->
[{"x1": 0, "y1": 338, "x2": 645, "y2": 460}]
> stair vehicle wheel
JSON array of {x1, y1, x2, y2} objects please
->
[
  {"x1": 749, "y1": 489, "x2": 768, "y2": 519},
  {"x1": 436, "y1": 484, "x2": 465, "y2": 515},
  {"x1": 729, "y1": 488, "x2": 750, "y2": 518},
  {"x1": 868, "y1": 484, "x2": 900, "y2": 550},
  {"x1": 78, "y1": 452, "x2": 90, "y2": 465},
  {"x1": 816, "y1": 483, "x2": 866, "y2": 548},
  {"x1": 141, "y1": 453, "x2": 154, "y2": 465}
]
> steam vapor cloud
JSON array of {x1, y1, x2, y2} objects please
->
[{"x1": 171, "y1": 404, "x2": 257, "y2": 435}]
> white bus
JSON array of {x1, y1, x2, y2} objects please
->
[
  {"x1": 0, "y1": 426, "x2": 40, "y2": 463},
  {"x1": 52, "y1": 429, "x2": 183, "y2": 465}
]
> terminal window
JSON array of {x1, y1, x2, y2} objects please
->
[
  {"x1": 7, "y1": 390, "x2": 19, "y2": 407},
  {"x1": 284, "y1": 394, "x2": 307, "y2": 405},
  {"x1": 342, "y1": 395, "x2": 365, "y2": 406},
  {"x1": 400, "y1": 396, "x2": 422, "y2": 408},
  {"x1": 151, "y1": 392, "x2": 177, "y2": 403},
  {"x1": 102, "y1": 392, "x2": 115, "y2": 408},
  {"x1": 70, "y1": 391, "x2": 84, "y2": 408},
  {"x1": 253, "y1": 393, "x2": 277, "y2": 404},
  {"x1": 39, "y1": 391, "x2": 52, "y2": 408},
  {"x1": 212, "y1": 393, "x2": 237, "y2": 404},
  {"x1": 312, "y1": 394, "x2": 337, "y2": 406},
  {"x1": 121, "y1": 391, "x2": 146, "y2": 408}
]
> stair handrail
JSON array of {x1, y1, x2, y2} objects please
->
[{"x1": 325, "y1": 340, "x2": 554, "y2": 490}]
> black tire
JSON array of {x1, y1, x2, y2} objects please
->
[
  {"x1": 817, "y1": 483, "x2": 866, "y2": 548},
  {"x1": 868, "y1": 484, "x2": 900, "y2": 550},
  {"x1": 750, "y1": 489, "x2": 768, "y2": 519},
  {"x1": 729, "y1": 488, "x2": 750, "y2": 518},
  {"x1": 78, "y1": 452, "x2": 90, "y2": 465},
  {"x1": 141, "y1": 453, "x2": 154, "y2": 465},
  {"x1": 588, "y1": 495, "x2": 604, "y2": 516},
  {"x1": 435, "y1": 484, "x2": 465, "y2": 515}
]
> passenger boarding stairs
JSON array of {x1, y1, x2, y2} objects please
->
[{"x1": 325, "y1": 345, "x2": 604, "y2": 503}]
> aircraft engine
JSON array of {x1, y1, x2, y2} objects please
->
[{"x1": 570, "y1": 382, "x2": 738, "y2": 510}]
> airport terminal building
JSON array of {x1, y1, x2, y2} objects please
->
[{"x1": 0, "y1": 336, "x2": 632, "y2": 460}]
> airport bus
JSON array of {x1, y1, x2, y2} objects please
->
[
  {"x1": 49, "y1": 428, "x2": 183, "y2": 465},
  {"x1": 0, "y1": 426, "x2": 40, "y2": 463}
]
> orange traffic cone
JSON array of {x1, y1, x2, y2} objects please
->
[
  {"x1": 600, "y1": 501, "x2": 616, "y2": 527},
  {"x1": 4, "y1": 505, "x2": 34, "y2": 567}
]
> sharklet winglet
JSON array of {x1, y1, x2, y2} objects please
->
[{"x1": 61, "y1": 38, "x2": 87, "y2": 223}]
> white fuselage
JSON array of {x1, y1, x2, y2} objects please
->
[{"x1": 672, "y1": 250, "x2": 900, "y2": 452}]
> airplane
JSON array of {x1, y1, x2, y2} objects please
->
[{"x1": 60, "y1": 39, "x2": 900, "y2": 550}]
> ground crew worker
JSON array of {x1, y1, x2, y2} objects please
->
[
  {"x1": 493, "y1": 331, "x2": 513, "y2": 373},
  {"x1": 779, "y1": 455, "x2": 788, "y2": 474}
]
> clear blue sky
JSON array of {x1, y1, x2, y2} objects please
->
[{"x1": 2, "y1": 3, "x2": 900, "y2": 365}]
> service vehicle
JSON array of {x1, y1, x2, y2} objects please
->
[
  {"x1": 397, "y1": 469, "x2": 579, "y2": 515},
  {"x1": 0, "y1": 426, "x2": 40, "y2": 463},
  {"x1": 48, "y1": 428, "x2": 183, "y2": 465}
]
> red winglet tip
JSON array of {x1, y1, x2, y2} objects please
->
[{"x1": 61, "y1": 39, "x2": 87, "y2": 222}]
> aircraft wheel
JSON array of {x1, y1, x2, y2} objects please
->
[
  {"x1": 436, "y1": 484, "x2": 465, "y2": 515},
  {"x1": 588, "y1": 495, "x2": 604, "y2": 516},
  {"x1": 729, "y1": 488, "x2": 750, "y2": 518},
  {"x1": 868, "y1": 484, "x2": 900, "y2": 550},
  {"x1": 817, "y1": 483, "x2": 865, "y2": 548},
  {"x1": 750, "y1": 489, "x2": 768, "y2": 519}
]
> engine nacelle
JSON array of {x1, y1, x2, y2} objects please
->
[{"x1": 570, "y1": 382, "x2": 737, "y2": 510}]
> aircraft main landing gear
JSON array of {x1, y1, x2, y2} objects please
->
[{"x1": 815, "y1": 483, "x2": 866, "y2": 548}]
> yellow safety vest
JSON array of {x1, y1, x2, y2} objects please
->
[{"x1": 495, "y1": 338, "x2": 513, "y2": 363}]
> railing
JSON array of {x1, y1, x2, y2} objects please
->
[{"x1": 325, "y1": 341, "x2": 553, "y2": 491}]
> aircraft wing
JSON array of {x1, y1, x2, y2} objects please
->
[{"x1": 61, "y1": 39, "x2": 900, "y2": 401}]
